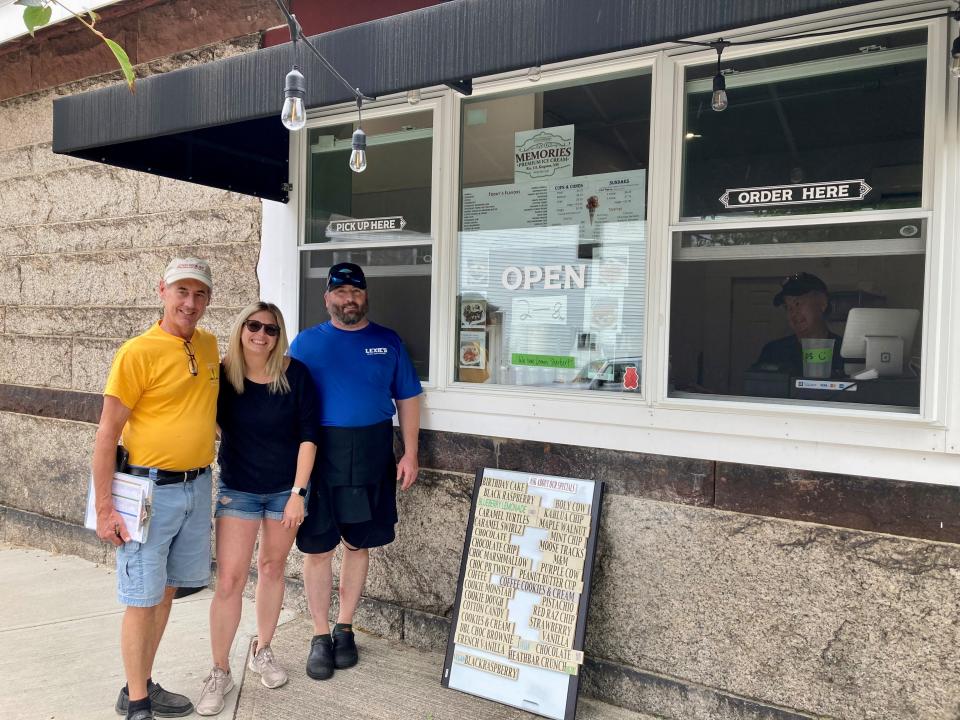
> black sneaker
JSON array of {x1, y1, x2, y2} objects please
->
[
  {"x1": 332, "y1": 626, "x2": 358, "y2": 669},
  {"x1": 306, "y1": 635, "x2": 335, "y2": 680},
  {"x1": 115, "y1": 682, "x2": 193, "y2": 717}
]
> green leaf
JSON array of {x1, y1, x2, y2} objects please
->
[
  {"x1": 22, "y1": 4, "x2": 52, "y2": 37},
  {"x1": 103, "y1": 37, "x2": 136, "y2": 92},
  {"x1": 88, "y1": 9, "x2": 99, "y2": 25}
]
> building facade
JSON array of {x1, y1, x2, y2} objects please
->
[{"x1": 3, "y1": 1, "x2": 960, "y2": 718}]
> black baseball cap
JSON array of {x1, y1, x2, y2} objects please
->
[
  {"x1": 773, "y1": 272, "x2": 828, "y2": 306},
  {"x1": 326, "y1": 262, "x2": 367, "y2": 290}
]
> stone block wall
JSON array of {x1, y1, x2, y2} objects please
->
[
  {"x1": 0, "y1": 33, "x2": 264, "y2": 559},
  {"x1": 332, "y1": 436, "x2": 960, "y2": 720},
  {"x1": 2, "y1": 4, "x2": 960, "y2": 720}
]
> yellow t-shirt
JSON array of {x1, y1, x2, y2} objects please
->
[{"x1": 105, "y1": 321, "x2": 219, "y2": 470}]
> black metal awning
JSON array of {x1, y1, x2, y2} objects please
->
[{"x1": 52, "y1": 0, "x2": 877, "y2": 202}]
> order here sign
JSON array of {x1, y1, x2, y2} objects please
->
[{"x1": 719, "y1": 180, "x2": 871, "y2": 209}]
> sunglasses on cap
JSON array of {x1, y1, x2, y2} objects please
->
[
  {"x1": 327, "y1": 263, "x2": 367, "y2": 290},
  {"x1": 244, "y1": 319, "x2": 280, "y2": 336}
]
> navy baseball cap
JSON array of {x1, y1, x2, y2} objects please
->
[
  {"x1": 773, "y1": 272, "x2": 828, "y2": 306},
  {"x1": 327, "y1": 262, "x2": 367, "y2": 290}
]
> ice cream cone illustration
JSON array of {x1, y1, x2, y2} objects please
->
[{"x1": 586, "y1": 195, "x2": 599, "y2": 224}]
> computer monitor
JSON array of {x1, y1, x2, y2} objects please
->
[{"x1": 840, "y1": 308, "x2": 920, "y2": 376}]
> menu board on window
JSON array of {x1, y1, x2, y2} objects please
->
[
  {"x1": 441, "y1": 468, "x2": 604, "y2": 720},
  {"x1": 458, "y1": 170, "x2": 646, "y2": 385},
  {"x1": 461, "y1": 170, "x2": 645, "y2": 238}
]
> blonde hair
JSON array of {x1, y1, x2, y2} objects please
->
[{"x1": 223, "y1": 302, "x2": 291, "y2": 395}]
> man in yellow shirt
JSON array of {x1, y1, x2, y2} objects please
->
[{"x1": 91, "y1": 258, "x2": 219, "y2": 720}]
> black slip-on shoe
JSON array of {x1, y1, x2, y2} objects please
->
[
  {"x1": 115, "y1": 682, "x2": 193, "y2": 717},
  {"x1": 306, "y1": 635, "x2": 335, "y2": 680},
  {"x1": 332, "y1": 627, "x2": 358, "y2": 669},
  {"x1": 126, "y1": 709, "x2": 154, "y2": 720}
]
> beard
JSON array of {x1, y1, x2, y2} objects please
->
[{"x1": 329, "y1": 297, "x2": 369, "y2": 326}]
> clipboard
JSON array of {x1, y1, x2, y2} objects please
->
[{"x1": 84, "y1": 471, "x2": 154, "y2": 543}]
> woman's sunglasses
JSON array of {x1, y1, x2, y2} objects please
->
[{"x1": 244, "y1": 319, "x2": 280, "y2": 337}]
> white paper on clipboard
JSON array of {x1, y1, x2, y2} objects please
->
[{"x1": 84, "y1": 472, "x2": 154, "y2": 543}]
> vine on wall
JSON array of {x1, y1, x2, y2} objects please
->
[{"x1": 16, "y1": 0, "x2": 135, "y2": 91}]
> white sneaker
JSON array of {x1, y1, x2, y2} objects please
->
[
  {"x1": 195, "y1": 666, "x2": 234, "y2": 716},
  {"x1": 248, "y1": 639, "x2": 289, "y2": 689}
]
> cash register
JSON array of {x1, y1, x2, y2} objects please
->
[{"x1": 745, "y1": 308, "x2": 921, "y2": 407}]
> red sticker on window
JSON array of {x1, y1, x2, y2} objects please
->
[{"x1": 623, "y1": 366, "x2": 639, "y2": 390}]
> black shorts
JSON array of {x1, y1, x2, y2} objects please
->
[{"x1": 296, "y1": 421, "x2": 397, "y2": 555}]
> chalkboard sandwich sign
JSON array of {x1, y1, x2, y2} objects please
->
[{"x1": 442, "y1": 468, "x2": 604, "y2": 720}]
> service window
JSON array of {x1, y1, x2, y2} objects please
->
[
  {"x1": 456, "y1": 70, "x2": 652, "y2": 394},
  {"x1": 300, "y1": 111, "x2": 434, "y2": 380},
  {"x1": 669, "y1": 29, "x2": 928, "y2": 412},
  {"x1": 681, "y1": 29, "x2": 926, "y2": 220}
]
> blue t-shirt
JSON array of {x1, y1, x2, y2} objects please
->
[{"x1": 289, "y1": 321, "x2": 422, "y2": 428}]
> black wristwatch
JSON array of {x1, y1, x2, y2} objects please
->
[{"x1": 290, "y1": 486, "x2": 307, "y2": 497}]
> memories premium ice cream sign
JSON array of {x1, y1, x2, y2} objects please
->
[
  {"x1": 719, "y1": 180, "x2": 872, "y2": 209},
  {"x1": 514, "y1": 125, "x2": 574, "y2": 181}
]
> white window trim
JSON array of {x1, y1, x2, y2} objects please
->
[
  {"x1": 261, "y1": 2, "x2": 960, "y2": 485},
  {"x1": 662, "y1": 15, "x2": 949, "y2": 424},
  {"x1": 266, "y1": 97, "x2": 446, "y2": 387}
]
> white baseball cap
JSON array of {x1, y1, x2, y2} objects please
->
[{"x1": 163, "y1": 257, "x2": 212, "y2": 290}]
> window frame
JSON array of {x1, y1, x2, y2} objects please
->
[
  {"x1": 445, "y1": 53, "x2": 660, "y2": 399},
  {"x1": 444, "y1": 52, "x2": 657, "y2": 402},
  {"x1": 260, "y1": 5, "x2": 960, "y2": 483},
  {"x1": 661, "y1": 15, "x2": 948, "y2": 422},
  {"x1": 293, "y1": 96, "x2": 447, "y2": 388}
]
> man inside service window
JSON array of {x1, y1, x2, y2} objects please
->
[
  {"x1": 290, "y1": 262, "x2": 422, "y2": 681},
  {"x1": 753, "y1": 272, "x2": 844, "y2": 377}
]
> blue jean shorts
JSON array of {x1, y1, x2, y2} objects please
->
[
  {"x1": 115, "y1": 469, "x2": 213, "y2": 607},
  {"x1": 215, "y1": 481, "x2": 303, "y2": 522}
]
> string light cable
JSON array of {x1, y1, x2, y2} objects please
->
[
  {"x1": 676, "y1": 5, "x2": 960, "y2": 110},
  {"x1": 274, "y1": 0, "x2": 374, "y2": 172}
]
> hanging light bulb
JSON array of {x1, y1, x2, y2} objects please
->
[
  {"x1": 711, "y1": 73, "x2": 728, "y2": 112},
  {"x1": 951, "y1": 34, "x2": 960, "y2": 79},
  {"x1": 407, "y1": 88, "x2": 422, "y2": 105},
  {"x1": 349, "y1": 96, "x2": 368, "y2": 173},
  {"x1": 710, "y1": 41, "x2": 729, "y2": 112},
  {"x1": 281, "y1": 66, "x2": 306, "y2": 131},
  {"x1": 349, "y1": 128, "x2": 367, "y2": 173},
  {"x1": 527, "y1": 66, "x2": 542, "y2": 82}
]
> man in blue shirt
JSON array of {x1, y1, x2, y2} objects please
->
[{"x1": 289, "y1": 262, "x2": 422, "y2": 681}]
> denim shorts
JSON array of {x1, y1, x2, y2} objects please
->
[
  {"x1": 115, "y1": 469, "x2": 213, "y2": 607},
  {"x1": 215, "y1": 481, "x2": 303, "y2": 522}
]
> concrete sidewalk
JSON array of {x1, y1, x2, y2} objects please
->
[
  {"x1": 1, "y1": 544, "x2": 258, "y2": 720},
  {"x1": 234, "y1": 616, "x2": 653, "y2": 720},
  {"x1": 2, "y1": 544, "x2": 655, "y2": 720}
]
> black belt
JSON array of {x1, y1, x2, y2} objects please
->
[{"x1": 126, "y1": 465, "x2": 209, "y2": 485}]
